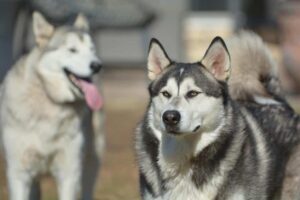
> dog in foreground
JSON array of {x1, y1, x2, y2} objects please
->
[
  {"x1": 135, "y1": 31, "x2": 300, "y2": 200},
  {"x1": 0, "y1": 12, "x2": 105, "y2": 200}
]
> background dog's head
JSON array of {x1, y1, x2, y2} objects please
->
[
  {"x1": 33, "y1": 12, "x2": 103, "y2": 110},
  {"x1": 147, "y1": 37, "x2": 231, "y2": 136}
]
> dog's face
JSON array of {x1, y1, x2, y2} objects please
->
[
  {"x1": 33, "y1": 12, "x2": 102, "y2": 110},
  {"x1": 147, "y1": 38, "x2": 230, "y2": 136}
]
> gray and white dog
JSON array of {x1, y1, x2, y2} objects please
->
[
  {"x1": 135, "y1": 32, "x2": 300, "y2": 200},
  {"x1": 0, "y1": 12, "x2": 105, "y2": 200}
]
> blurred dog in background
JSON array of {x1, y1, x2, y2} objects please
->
[{"x1": 0, "y1": 12, "x2": 105, "y2": 200}]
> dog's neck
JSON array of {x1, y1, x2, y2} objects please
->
[{"x1": 157, "y1": 119, "x2": 226, "y2": 166}]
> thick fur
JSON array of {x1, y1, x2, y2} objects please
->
[
  {"x1": 227, "y1": 31, "x2": 283, "y2": 103},
  {"x1": 228, "y1": 32, "x2": 300, "y2": 200},
  {"x1": 135, "y1": 33, "x2": 300, "y2": 200},
  {"x1": 0, "y1": 12, "x2": 104, "y2": 200}
]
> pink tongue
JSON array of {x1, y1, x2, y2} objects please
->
[{"x1": 76, "y1": 79, "x2": 103, "y2": 111}]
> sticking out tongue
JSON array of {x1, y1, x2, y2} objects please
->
[{"x1": 75, "y1": 79, "x2": 103, "y2": 111}]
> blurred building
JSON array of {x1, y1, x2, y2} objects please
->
[
  {"x1": 98, "y1": 0, "x2": 236, "y2": 65},
  {"x1": 97, "y1": 0, "x2": 187, "y2": 65},
  {"x1": 1, "y1": 0, "x2": 300, "y2": 95},
  {"x1": 98, "y1": 0, "x2": 282, "y2": 65}
]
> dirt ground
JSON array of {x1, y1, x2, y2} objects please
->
[{"x1": 0, "y1": 68, "x2": 149, "y2": 200}]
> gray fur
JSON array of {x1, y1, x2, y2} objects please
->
[{"x1": 135, "y1": 34, "x2": 300, "y2": 200}]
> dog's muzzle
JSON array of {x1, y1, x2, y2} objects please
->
[
  {"x1": 162, "y1": 110, "x2": 181, "y2": 134},
  {"x1": 90, "y1": 62, "x2": 102, "y2": 74}
]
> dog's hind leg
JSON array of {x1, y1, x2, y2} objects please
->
[
  {"x1": 81, "y1": 148, "x2": 101, "y2": 200},
  {"x1": 29, "y1": 180, "x2": 41, "y2": 200},
  {"x1": 81, "y1": 110, "x2": 104, "y2": 200}
]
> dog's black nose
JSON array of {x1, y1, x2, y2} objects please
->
[
  {"x1": 90, "y1": 62, "x2": 102, "y2": 73},
  {"x1": 163, "y1": 110, "x2": 181, "y2": 126}
]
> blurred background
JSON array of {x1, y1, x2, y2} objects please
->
[{"x1": 0, "y1": 0, "x2": 300, "y2": 199}]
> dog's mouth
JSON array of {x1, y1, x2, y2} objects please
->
[
  {"x1": 64, "y1": 68, "x2": 103, "y2": 111},
  {"x1": 165, "y1": 125, "x2": 180, "y2": 135},
  {"x1": 165, "y1": 125, "x2": 201, "y2": 135},
  {"x1": 193, "y1": 125, "x2": 201, "y2": 132}
]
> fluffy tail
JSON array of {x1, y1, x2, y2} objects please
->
[
  {"x1": 227, "y1": 33, "x2": 300, "y2": 200},
  {"x1": 227, "y1": 31, "x2": 300, "y2": 146},
  {"x1": 226, "y1": 31, "x2": 284, "y2": 104}
]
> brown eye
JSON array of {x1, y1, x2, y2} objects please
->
[
  {"x1": 161, "y1": 91, "x2": 171, "y2": 98},
  {"x1": 69, "y1": 48, "x2": 77, "y2": 53},
  {"x1": 186, "y1": 90, "x2": 200, "y2": 98}
]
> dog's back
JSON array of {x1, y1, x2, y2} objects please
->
[{"x1": 228, "y1": 31, "x2": 300, "y2": 200}]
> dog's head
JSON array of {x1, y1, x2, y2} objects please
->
[
  {"x1": 147, "y1": 37, "x2": 231, "y2": 136},
  {"x1": 33, "y1": 12, "x2": 102, "y2": 110}
]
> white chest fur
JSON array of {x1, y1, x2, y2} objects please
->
[
  {"x1": 157, "y1": 134, "x2": 221, "y2": 200},
  {"x1": 156, "y1": 127, "x2": 244, "y2": 200}
]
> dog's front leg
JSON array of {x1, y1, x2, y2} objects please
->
[
  {"x1": 53, "y1": 134, "x2": 83, "y2": 200},
  {"x1": 55, "y1": 154, "x2": 82, "y2": 200},
  {"x1": 7, "y1": 168, "x2": 32, "y2": 200},
  {"x1": 57, "y1": 174, "x2": 81, "y2": 200}
]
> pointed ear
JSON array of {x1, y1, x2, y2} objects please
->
[
  {"x1": 74, "y1": 14, "x2": 89, "y2": 31},
  {"x1": 33, "y1": 12, "x2": 54, "y2": 47},
  {"x1": 201, "y1": 37, "x2": 231, "y2": 81},
  {"x1": 147, "y1": 38, "x2": 171, "y2": 80}
]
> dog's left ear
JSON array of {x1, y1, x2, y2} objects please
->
[
  {"x1": 147, "y1": 38, "x2": 172, "y2": 80},
  {"x1": 201, "y1": 37, "x2": 231, "y2": 81},
  {"x1": 74, "y1": 14, "x2": 89, "y2": 31},
  {"x1": 33, "y1": 12, "x2": 54, "y2": 47}
]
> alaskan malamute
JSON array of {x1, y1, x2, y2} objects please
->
[
  {"x1": 0, "y1": 12, "x2": 104, "y2": 200},
  {"x1": 135, "y1": 32, "x2": 300, "y2": 200}
]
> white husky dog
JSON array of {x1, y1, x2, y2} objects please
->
[{"x1": 0, "y1": 12, "x2": 104, "y2": 200}]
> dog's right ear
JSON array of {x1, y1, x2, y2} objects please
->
[
  {"x1": 74, "y1": 13, "x2": 89, "y2": 31},
  {"x1": 33, "y1": 12, "x2": 54, "y2": 47},
  {"x1": 147, "y1": 38, "x2": 171, "y2": 80},
  {"x1": 201, "y1": 37, "x2": 231, "y2": 81}
]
